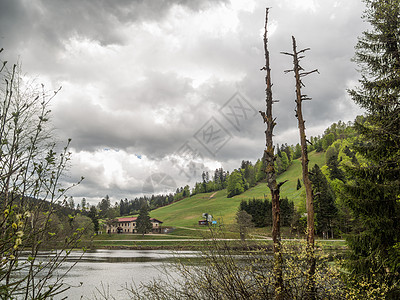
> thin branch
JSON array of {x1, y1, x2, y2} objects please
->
[{"x1": 300, "y1": 69, "x2": 319, "y2": 77}]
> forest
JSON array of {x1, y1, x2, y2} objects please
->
[{"x1": 1, "y1": 0, "x2": 399, "y2": 299}]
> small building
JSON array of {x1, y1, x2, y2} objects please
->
[{"x1": 106, "y1": 217, "x2": 163, "y2": 234}]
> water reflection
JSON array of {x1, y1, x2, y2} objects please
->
[{"x1": 48, "y1": 249, "x2": 198, "y2": 299}]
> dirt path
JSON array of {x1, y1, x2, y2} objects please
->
[
  {"x1": 176, "y1": 226, "x2": 209, "y2": 232},
  {"x1": 209, "y1": 192, "x2": 217, "y2": 198}
]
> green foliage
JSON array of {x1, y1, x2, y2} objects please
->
[
  {"x1": 190, "y1": 168, "x2": 228, "y2": 196},
  {"x1": 309, "y1": 164, "x2": 338, "y2": 237},
  {"x1": 280, "y1": 151, "x2": 290, "y2": 171},
  {"x1": 326, "y1": 153, "x2": 346, "y2": 182},
  {"x1": 227, "y1": 169, "x2": 247, "y2": 198},
  {"x1": 280, "y1": 197, "x2": 295, "y2": 228},
  {"x1": 239, "y1": 197, "x2": 294, "y2": 228},
  {"x1": 325, "y1": 145, "x2": 338, "y2": 162},
  {"x1": 87, "y1": 205, "x2": 99, "y2": 233},
  {"x1": 235, "y1": 210, "x2": 254, "y2": 241},
  {"x1": 239, "y1": 198, "x2": 272, "y2": 227},
  {"x1": 212, "y1": 167, "x2": 229, "y2": 191},
  {"x1": 126, "y1": 237, "x2": 350, "y2": 300},
  {"x1": 344, "y1": 0, "x2": 400, "y2": 296},
  {"x1": 294, "y1": 143, "x2": 302, "y2": 159},
  {"x1": 275, "y1": 144, "x2": 293, "y2": 175},
  {"x1": 321, "y1": 132, "x2": 335, "y2": 151},
  {"x1": 275, "y1": 155, "x2": 284, "y2": 174},
  {"x1": 98, "y1": 195, "x2": 111, "y2": 218},
  {"x1": 241, "y1": 160, "x2": 257, "y2": 188},
  {"x1": 296, "y1": 178, "x2": 302, "y2": 190},
  {"x1": 136, "y1": 202, "x2": 153, "y2": 235},
  {"x1": 173, "y1": 185, "x2": 191, "y2": 202},
  {"x1": 255, "y1": 158, "x2": 266, "y2": 182}
]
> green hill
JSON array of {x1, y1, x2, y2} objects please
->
[{"x1": 150, "y1": 151, "x2": 326, "y2": 227}]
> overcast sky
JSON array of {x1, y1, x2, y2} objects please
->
[{"x1": 0, "y1": 0, "x2": 367, "y2": 206}]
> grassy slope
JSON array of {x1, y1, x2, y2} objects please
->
[
  {"x1": 150, "y1": 151, "x2": 326, "y2": 227},
  {"x1": 150, "y1": 189, "x2": 243, "y2": 227}
]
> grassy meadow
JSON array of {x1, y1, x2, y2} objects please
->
[
  {"x1": 91, "y1": 151, "x2": 333, "y2": 249},
  {"x1": 150, "y1": 151, "x2": 326, "y2": 227}
]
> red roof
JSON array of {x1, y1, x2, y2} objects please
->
[
  {"x1": 118, "y1": 217, "x2": 137, "y2": 222},
  {"x1": 117, "y1": 217, "x2": 163, "y2": 223}
]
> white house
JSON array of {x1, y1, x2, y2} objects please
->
[{"x1": 106, "y1": 217, "x2": 163, "y2": 234}]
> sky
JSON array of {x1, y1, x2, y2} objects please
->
[{"x1": 0, "y1": 0, "x2": 368, "y2": 206}]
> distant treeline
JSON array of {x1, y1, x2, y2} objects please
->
[{"x1": 239, "y1": 197, "x2": 295, "y2": 228}]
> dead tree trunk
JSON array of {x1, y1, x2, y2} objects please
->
[
  {"x1": 259, "y1": 8, "x2": 285, "y2": 299},
  {"x1": 282, "y1": 36, "x2": 318, "y2": 300}
]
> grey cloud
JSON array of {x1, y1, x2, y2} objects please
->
[
  {"x1": 0, "y1": 0, "x2": 228, "y2": 48},
  {"x1": 1, "y1": 0, "x2": 370, "y2": 202},
  {"x1": 105, "y1": 70, "x2": 196, "y2": 111},
  {"x1": 237, "y1": 1, "x2": 367, "y2": 138}
]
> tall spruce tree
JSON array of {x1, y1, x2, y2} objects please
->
[
  {"x1": 309, "y1": 164, "x2": 337, "y2": 238},
  {"x1": 297, "y1": 178, "x2": 302, "y2": 190},
  {"x1": 345, "y1": 0, "x2": 400, "y2": 295},
  {"x1": 326, "y1": 153, "x2": 346, "y2": 182},
  {"x1": 136, "y1": 202, "x2": 153, "y2": 236}
]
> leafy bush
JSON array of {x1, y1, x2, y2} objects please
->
[{"x1": 125, "y1": 231, "x2": 348, "y2": 300}]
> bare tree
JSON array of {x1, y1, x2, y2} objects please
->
[
  {"x1": 0, "y1": 52, "x2": 85, "y2": 299},
  {"x1": 259, "y1": 8, "x2": 286, "y2": 299},
  {"x1": 235, "y1": 210, "x2": 253, "y2": 241},
  {"x1": 282, "y1": 36, "x2": 318, "y2": 300}
]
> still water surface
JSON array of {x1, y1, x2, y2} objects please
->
[{"x1": 42, "y1": 249, "x2": 198, "y2": 299}]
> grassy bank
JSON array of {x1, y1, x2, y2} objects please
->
[{"x1": 88, "y1": 224, "x2": 346, "y2": 251}]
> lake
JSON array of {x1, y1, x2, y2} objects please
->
[{"x1": 36, "y1": 249, "x2": 199, "y2": 300}]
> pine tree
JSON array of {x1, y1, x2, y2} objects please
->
[
  {"x1": 119, "y1": 199, "x2": 125, "y2": 216},
  {"x1": 136, "y1": 202, "x2": 153, "y2": 236},
  {"x1": 88, "y1": 206, "x2": 99, "y2": 233},
  {"x1": 81, "y1": 198, "x2": 87, "y2": 211},
  {"x1": 296, "y1": 178, "x2": 302, "y2": 190},
  {"x1": 326, "y1": 153, "x2": 346, "y2": 182},
  {"x1": 309, "y1": 164, "x2": 337, "y2": 238},
  {"x1": 294, "y1": 143, "x2": 302, "y2": 159},
  {"x1": 280, "y1": 197, "x2": 295, "y2": 227},
  {"x1": 345, "y1": 0, "x2": 400, "y2": 294}
]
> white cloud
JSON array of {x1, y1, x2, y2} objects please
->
[{"x1": 1, "y1": 0, "x2": 368, "y2": 203}]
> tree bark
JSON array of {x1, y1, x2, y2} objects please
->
[
  {"x1": 260, "y1": 8, "x2": 284, "y2": 299},
  {"x1": 284, "y1": 36, "x2": 318, "y2": 300}
]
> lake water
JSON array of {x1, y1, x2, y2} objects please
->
[{"x1": 38, "y1": 249, "x2": 199, "y2": 300}]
